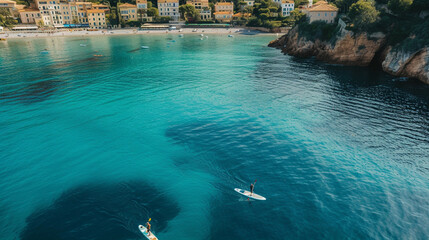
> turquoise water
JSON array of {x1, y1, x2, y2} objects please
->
[{"x1": 0, "y1": 34, "x2": 428, "y2": 240}]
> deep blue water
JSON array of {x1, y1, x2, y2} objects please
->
[{"x1": 0, "y1": 34, "x2": 428, "y2": 240}]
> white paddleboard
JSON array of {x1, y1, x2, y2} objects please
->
[
  {"x1": 138, "y1": 225, "x2": 158, "y2": 240},
  {"x1": 234, "y1": 188, "x2": 266, "y2": 200}
]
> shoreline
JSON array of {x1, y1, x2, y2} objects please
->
[{"x1": 0, "y1": 27, "x2": 278, "y2": 39}]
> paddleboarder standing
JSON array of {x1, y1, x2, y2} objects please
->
[
  {"x1": 250, "y1": 183, "x2": 254, "y2": 196},
  {"x1": 146, "y1": 221, "x2": 151, "y2": 236}
]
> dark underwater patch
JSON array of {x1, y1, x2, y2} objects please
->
[
  {"x1": 0, "y1": 79, "x2": 61, "y2": 104},
  {"x1": 20, "y1": 181, "x2": 179, "y2": 240},
  {"x1": 164, "y1": 120, "x2": 404, "y2": 239}
]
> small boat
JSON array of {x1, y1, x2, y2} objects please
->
[
  {"x1": 179, "y1": 34, "x2": 184, "y2": 37},
  {"x1": 171, "y1": 40, "x2": 176, "y2": 42},
  {"x1": 40, "y1": 50, "x2": 49, "y2": 54},
  {"x1": 80, "y1": 44, "x2": 86, "y2": 47},
  {"x1": 200, "y1": 38, "x2": 204, "y2": 41},
  {"x1": 205, "y1": 36, "x2": 208, "y2": 39},
  {"x1": 192, "y1": 29, "x2": 197, "y2": 32},
  {"x1": 228, "y1": 34, "x2": 234, "y2": 38},
  {"x1": 200, "y1": 34, "x2": 204, "y2": 37},
  {"x1": 141, "y1": 46, "x2": 149, "y2": 49}
]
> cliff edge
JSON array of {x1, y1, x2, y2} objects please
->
[{"x1": 269, "y1": 26, "x2": 429, "y2": 84}]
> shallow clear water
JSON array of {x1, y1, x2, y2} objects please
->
[{"x1": 0, "y1": 34, "x2": 428, "y2": 240}]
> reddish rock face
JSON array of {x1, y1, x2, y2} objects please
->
[{"x1": 269, "y1": 26, "x2": 429, "y2": 85}]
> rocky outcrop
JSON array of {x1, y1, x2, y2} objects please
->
[
  {"x1": 269, "y1": 26, "x2": 429, "y2": 84},
  {"x1": 268, "y1": 27, "x2": 386, "y2": 66},
  {"x1": 382, "y1": 47, "x2": 429, "y2": 84}
]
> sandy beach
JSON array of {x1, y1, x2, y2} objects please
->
[{"x1": 1, "y1": 27, "x2": 277, "y2": 39}]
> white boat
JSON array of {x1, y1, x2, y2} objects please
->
[
  {"x1": 228, "y1": 34, "x2": 234, "y2": 38},
  {"x1": 139, "y1": 225, "x2": 158, "y2": 240},
  {"x1": 141, "y1": 46, "x2": 149, "y2": 49},
  {"x1": 179, "y1": 34, "x2": 184, "y2": 37},
  {"x1": 80, "y1": 44, "x2": 86, "y2": 47},
  {"x1": 200, "y1": 34, "x2": 204, "y2": 37}
]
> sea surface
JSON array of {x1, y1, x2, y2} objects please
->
[{"x1": 0, "y1": 34, "x2": 428, "y2": 240}]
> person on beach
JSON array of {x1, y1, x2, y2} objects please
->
[
  {"x1": 146, "y1": 221, "x2": 151, "y2": 236},
  {"x1": 250, "y1": 183, "x2": 254, "y2": 196}
]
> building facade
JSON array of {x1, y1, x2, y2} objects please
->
[
  {"x1": 281, "y1": 0, "x2": 294, "y2": 17},
  {"x1": 214, "y1": 2, "x2": 233, "y2": 13},
  {"x1": 305, "y1": 0, "x2": 338, "y2": 23},
  {"x1": 186, "y1": 0, "x2": 211, "y2": 20},
  {"x1": 213, "y1": 11, "x2": 232, "y2": 22},
  {"x1": 158, "y1": 0, "x2": 179, "y2": 21},
  {"x1": 118, "y1": 3, "x2": 137, "y2": 21},
  {"x1": 0, "y1": 0, "x2": 16, "y2": 15},
  {"x1": 19, "y1": 8, "x2": 41, "y2": 24},
  {"x1": 87, "y1": 9, "x2": 106, "y2": 29}
]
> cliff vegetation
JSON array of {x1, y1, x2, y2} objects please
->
[{"x1": 269, "y1": 0, "x2": 429, "y2": 84}]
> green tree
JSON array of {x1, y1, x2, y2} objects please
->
[
  {"x1": 0, "y1": 8, "x2": 17, "y2": 28},
  {"x1": 334, "y1": 0, "x2": 358, "y2": 13},
  {"x1": 146, "y1": 2, "x2": 159, "y2": 17},
  {"x1": 137, "y1": 8, "x2": 147, "y2": 22},
  {"x1": 388, "y1": 0, "x2": 413, "y2": 14},
  {"x1": 348, "y1": 0, "x2": 379, "y2": 29},
  {"x1": 179, "y1": 4, "x2": 199, "y2": 22}
]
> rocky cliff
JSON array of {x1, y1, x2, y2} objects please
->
[{"x1": 269, "y1": 26, "x2": 429, "y2": 84}]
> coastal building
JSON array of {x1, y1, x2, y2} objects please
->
[
  {"x1": 87, "y1": 9, "x2": 106, "y2": 29},
  {"x1": 92, "y1": 4, "x2": 109, "y2": 12},
  {"x1": 66, "y1": 2, "x2": 93, "y2": 26},
  {"x1": 214, "y1": 2, "x2": 233, "y2": 13},
  {"x1": 304, "y1": 0, "x2": 338, "y2": 23},
  {"x1": 0, "y1": 0, "x2": 16, "y2": 16},
  {"x1": 213, "y1": 11, "x2": 232, "y2": 22},
  {"x1": 186, "y1": 0, "x2": 211, "y2": 20},
  {"x1": 118, "y1": 3, "x2": 137, "y2": 21},
  {"x1": 244, "y1": 0, "x2": 254, "y2": 6},
  {"x1": 19, "y1": 8, "x2": 41, "y2": 24},
  {"x1": 214, "y1": 2, "x2": 233, "y2": 22},
  {"x1": 34, "y1": 0, "x2": 64, "y2": 27},
  {"x1": 281, "y1": 0, "x2": 294, "y2": 17},
  {"x1": 157, "y1": 0, "x2": 179, "y2": 21}
]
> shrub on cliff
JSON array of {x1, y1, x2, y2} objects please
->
[
  {"x1": 298, "y1": 21, "x2": 340, "y2": 42},
  {"x1": 388, "y1": 0, "x2": 413, "y2": 14},
  {"x1": 348, "y1": 0, "x2": 379, "y2": 30}
]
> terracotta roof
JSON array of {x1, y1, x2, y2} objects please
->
[
  {"x1": 118, "y1": 3, "x2": 137, "y2": 8},
  {"x1": 92, "y1": 4, "x2": 109, "y2": 7},
  {"x1": 215, "y1": 2, "x2": 233, "y2": 5},
  {"x1": 282, "y1": 0, "x2": 294, "y2": 3},
  {"x1": 19, "y1": 8, "x2": 40, "y2": 12},
  {"x1": 308, "y1": 2, "x2": 338, "y2": 12},
  {"x1": 214, "y1": 11, "x2": 232, "y2": 14},
  {"x1": 136, "y1": 0, "x2": 147, "y2": 3},
  {"x1": 87, "y1": 9, "x2": 106, "y2": 13}
]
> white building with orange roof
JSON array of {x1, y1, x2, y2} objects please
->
[
  {"x1": 158, "y1": 0, "x2": 179, "y2": 21},
  {"x1": 19, "y1": 8, "x2": 42, "y2": 24},
  {"x1": 281, "y1": 0, "x2": 294, "y2": 17},
  {"x1": 304, "y1": 0, "x2": 338, "y2": 23},
  {"x1": 87, "y1": 9, "x2": 106, "y2": 29},
  {"x1": 118, "y1": 3, "x2": 137, "y2": 21}
]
